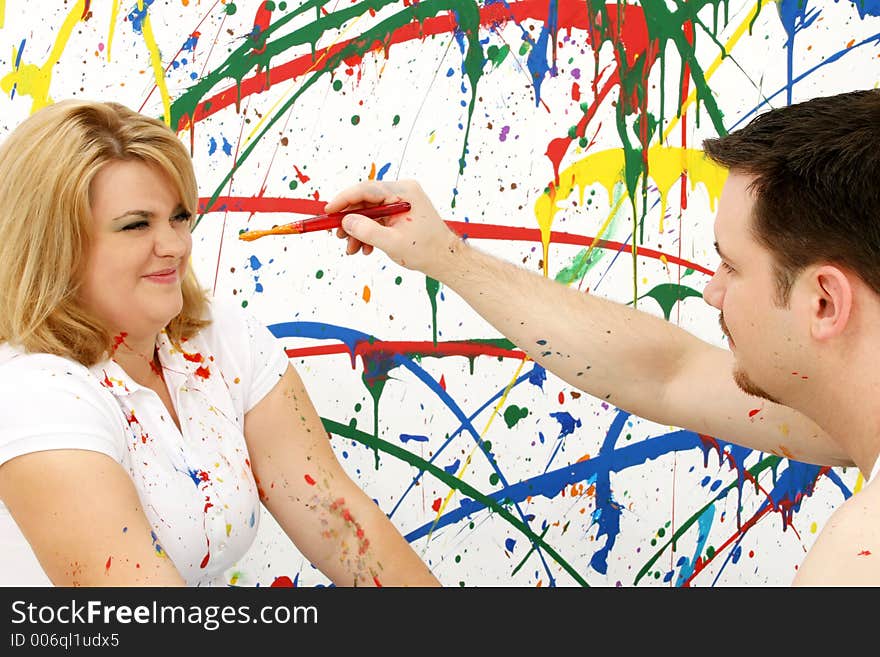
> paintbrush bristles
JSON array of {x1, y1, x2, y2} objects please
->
[{"x1": 238, "y1": 223, "x2": 303, "y2": 241}]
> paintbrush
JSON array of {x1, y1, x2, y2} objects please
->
[{"x1": 238, "y1": 201, "x2": 412, "y2": 241}]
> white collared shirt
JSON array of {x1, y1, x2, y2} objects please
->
[{"x1": 0, "y1": 298, "x2": 289, "y2": 586}]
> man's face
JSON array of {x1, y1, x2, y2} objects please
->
[{"x1": 702, "y1": 173, "x2": 807, "y2": 405}]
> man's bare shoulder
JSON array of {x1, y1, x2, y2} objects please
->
[{"x1": 792, "y1": 476, "x2": 880, "y2": 586}]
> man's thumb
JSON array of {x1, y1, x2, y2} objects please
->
[{"x1": 341, "y1": 214, "x2": 387, "y2": 249}]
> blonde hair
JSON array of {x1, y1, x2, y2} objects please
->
[{"x1": 0, "y1": 99, "x2": 210, "y2": 366}]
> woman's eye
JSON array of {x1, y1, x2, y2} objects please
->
[
  {"x1": 173, "y1": 211, "x2": 192, "y2": 223},
  {"x1": 121, "y1": 221, "x2": 149, "y2": 231},
  {"x1": 720, "y1": 261, "x2": 735, "y2": 273}
]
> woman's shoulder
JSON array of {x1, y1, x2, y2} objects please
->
[
  {"x1": 0, "y1": 343, "x2": 92, "y2": 378},
  {"x1": 0, "y1": 343, "x2": 114, "y2": 403}
]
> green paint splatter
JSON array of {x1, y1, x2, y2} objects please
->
[
  {"x1": 332, "y1": 79, "x2": 343, "y2": 91},
  {"x1": 426, "y1": 275, "x2": 440, "y2": 346},
  {"x1": 392, "y1": 114, "x2": 400, "y2": 126},
  {"x1": 394, "y1": 275, "x2": 402, "y2": 285},
  {"x1": 225, "y1": 2, "x2": 237, "y2": 16},
  {"x1": 351, "y1": 114, "x2": 360, "y2": 125},
  {"x1": 637, "y1": 283, "x2": 703, "y2": 320},
  {"x1": 489, "y1": 473, "x2": 499, "y2": 486},
  {"x1": 241, "y1": 300, "x2": 248, "y2": 308},
  {"x1": 486, "y1": 43, "x2": 510, "y2": 68},
  {"x1": 503, "y1": 404, "x2": 529, "y2": 428},
  {"x1": 288, "y1": 179, "x2": 298, "y2": 189},
  {"x1": 555, "y1": 185, "x2": 625, "y2": 286},
  {"x1": 315, "y1": 269, "x2": 324, "y2": 279}
]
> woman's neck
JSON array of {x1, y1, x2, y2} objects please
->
[{"x1": 110, "y1": 332, "x2": 164, "y2": 387}]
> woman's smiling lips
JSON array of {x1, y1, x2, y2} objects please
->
[{"x1": 143, "y1": 267, "x2": 179, "y2": 284}]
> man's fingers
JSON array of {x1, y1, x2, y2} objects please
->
[{"x1": 324, "y1": 182, "x2": 393, "y2": 213}]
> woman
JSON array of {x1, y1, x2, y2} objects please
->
[{"x1": 0, "y1": 99, "x2": 439, "y2": 587}]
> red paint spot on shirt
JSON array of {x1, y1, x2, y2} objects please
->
[
  {"x1": 271, "y1": 576, "x2": 295, "y2": 587},
  {"x1": 748, "y1": 408, "x2": 760, "y2": 418},
  {"x1": 431, "y1": 497, "x2": 442, "y2": 512},
  {"x1": 304, "y1": 474, "x2": 316, "y2": 485},
  {"x1": 439, "y1": 374, "x2": 446, "y2": 391},
  {"x1": 194, "y1": 365, "x2": 211, "y2": 379},
  {"x1": 558, "y1": 391, "x2": 565, "y2": 404},
  {"x1": 183, "y1": 351, "x2": 204, "y2": 363},
  {"x1": 200, "y1": 552, "x2": 210, "y2": 568},
  {"x1": 859, "y1": 550, "x2": 872, "y2": 556}
]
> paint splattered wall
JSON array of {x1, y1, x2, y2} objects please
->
[{"x1": 1, "y1": 1, "x2": 878, "y2": 587}]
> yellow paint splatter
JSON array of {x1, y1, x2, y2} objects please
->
[
  {"x1": 107, "y1": 0, "x2": 121, "y2": 62},
  {"x1": 138, "y1": 0, "x2": 172, "y2": 126},
  {"x1": 810, "y1": 521, "x2": 818, "y2": 534},
  {"x1": 0, "y1": 0, "x2": 5, "y2": 29},
  {"x1": 533, "y1": 146, "x2": 728, "y2": 275},
  {"x1": 853, "y1": 471, "x2": 865, "y2": 494},
  {"x1": 1, "y1": 0, "x2": 86, "y2": 113}
]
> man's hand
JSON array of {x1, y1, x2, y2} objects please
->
[{"x1": 326, "y1": 179, "x2": 460, "y2": 278}]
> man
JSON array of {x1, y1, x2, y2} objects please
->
[{"x1": 326, "y1": 88, "x2": 880, "y2": 585}]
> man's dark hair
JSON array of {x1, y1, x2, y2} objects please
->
[{"x1": 703, "y1": 89, "x2": 880, "y2": 304}]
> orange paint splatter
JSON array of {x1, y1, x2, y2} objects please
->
[
  {"x1": 194, "y1": 365, "x2": 211, "y2": 379},
  {"x1": 362, "y1": 285, "x2": 371, "y2": 303}
]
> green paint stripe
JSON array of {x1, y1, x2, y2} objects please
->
[{"x1": 322, "y1": 417, "x2": 591, "y2": 586}]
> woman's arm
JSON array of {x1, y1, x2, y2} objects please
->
[
  {"x1": 244, "y1": 365, "x2": 440, "y2": 587},
  {"x1": 0, "y1": 449, "x2": 187, "y2": 586}
]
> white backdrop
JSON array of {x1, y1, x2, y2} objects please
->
[{"x1": 1, "y1": 0, "x2": 878, "y2": 586}]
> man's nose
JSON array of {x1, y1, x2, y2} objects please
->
[{"x1": 702, "y1": 271, "x2": 724, "y2": 310}]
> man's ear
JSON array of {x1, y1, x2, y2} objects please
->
[{"x1": 810, "y1": 265, "x2": 853, "y2": 340}]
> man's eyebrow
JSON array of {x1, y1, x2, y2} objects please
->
[{"x1": 713, "y1": 241, "x2": 734, "y2": 263}]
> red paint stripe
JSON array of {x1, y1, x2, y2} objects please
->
[
  {"x1": 285, "y1": 340, "x2": 525, "y2": 362},
  {"x1": 200, "y1": 198, "x2": 713, "y2": 276},
  {"x1": 176, "y1": 1, "x2": 633, "y2": 131}
]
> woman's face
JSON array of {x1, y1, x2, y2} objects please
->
[{"x1": 80, "y1": 159, "x2": 192, "y2": 344}]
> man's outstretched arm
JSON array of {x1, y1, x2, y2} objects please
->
[{"x1": 327, "y1": 180, "x2": 851, "y2": 468}]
